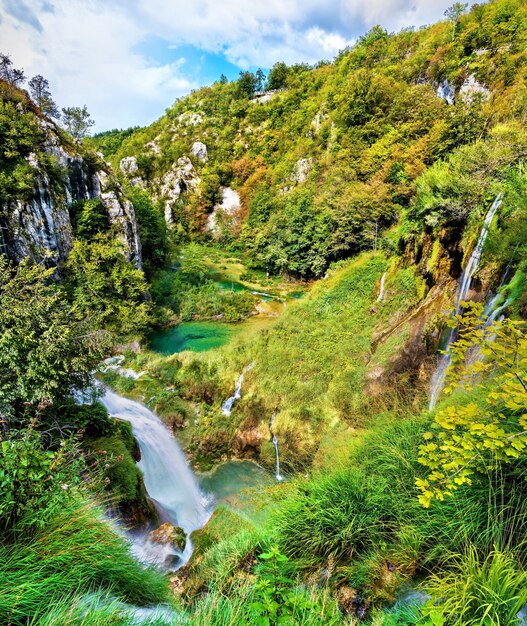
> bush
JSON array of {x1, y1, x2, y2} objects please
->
[{"x1": 0, "y1": 428, "x2": 81, "y2": 539}]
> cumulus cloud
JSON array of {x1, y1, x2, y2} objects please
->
[{"x1": 0, "y1": 0, "x2": 456, "y2": 130}]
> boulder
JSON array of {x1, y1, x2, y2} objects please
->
[{"x1": 149, "y1": 522, "x2": 187, "y2": 552}]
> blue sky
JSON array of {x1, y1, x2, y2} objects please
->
[{"x1": 0, "y1": 0, "x2": 460, "y2": 131}]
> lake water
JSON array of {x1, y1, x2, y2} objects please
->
[{"x1": 149, "y1": 321, "x2": 235, "y2": 354}]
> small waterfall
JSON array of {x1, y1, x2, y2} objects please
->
[
  {"x1": 269, "y1": 411, "x2": 283, "y2": 482},
  {"x1": 100, "y1": 388, "x2": 209, "y2": 568},
  {"x1": 221, "y1": 363, "x2": 254, "y2": 416},
  {"x1": 376, "y1": 271, "x2": 387, "y2": 302},
  {"x1": 429, "y1": 194, "x2": 502, "y2": 410}
]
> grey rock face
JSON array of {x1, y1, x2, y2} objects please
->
[
  {"x1": 120, "y1": 156, "x2": 139, "y2": 176},
  {"x1": 459, "y1": 74, "x2": 489, "y2": 102},
  {"x1": 436, "y1": 79, "x2": 456, "y2": 105},
  {"x1": 158, "y1": 156, "x2": 200, "y2": 225},
  {"x1": 191, "y1": 141, "x2": 208, "y2": 162},
  {"x1": 1, "y1": 119, "x2": 142, "y2": 269},
  {"x1": 290, "y1": 158, "x2": 313, "y2": 183}
]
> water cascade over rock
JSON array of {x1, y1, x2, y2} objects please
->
[
  {"x1": 429, "y1": 193, "x2": 502, "y2": 410},
  {"x1": 269, "y1": 411, "x2": 284, "y2": 482},
  {"x1": 221, "y1": 363, "x2": 254, "y2": 416},
  {"x1": 100, "y1": 388, "x2": 209, "y2": 568},
  {"x1": 376, "y1": 272, "x2": 387, "y2": 302}
]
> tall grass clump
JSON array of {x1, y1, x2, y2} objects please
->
[
  {"x1": 0, "y1": 501, "x2": 169, "y2": 626},
  {"x1": 424, "y1": 547, "x2": 527, "y2": 626},
  {"x1": 276, "y1": 467, "x2": 397, "y2": 562}
]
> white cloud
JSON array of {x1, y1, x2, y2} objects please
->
[{"x1": 0, "y1": 0, "x2": 459, "y2": 130}]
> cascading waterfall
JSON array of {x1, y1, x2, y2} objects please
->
[
  {"x1": 221, "y1": 363, "x2": 254, "y2": 416},
  {"x1": 376, "y1": 271, "x2": 387, "y2": 302},
  {"x1": 100, "y1": 387, "x2": 209, "y2": 568},
  {"x1": 269, "y1": 411, "x2": 283, "y2": 482},
  {"x1": 429, "y1": 193, "x2": 502, "y2": 410}
]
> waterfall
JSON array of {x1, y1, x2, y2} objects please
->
[
  {"x1": 269, "y1": 411, "x2": 284, "y2": 482},
  {"x1": 221, "y1": 363, "x2": 254, "y2": 416},
  {"x1": 376, "y1": 272, "x2": 387, "y2": 302},
  {"x1": 99, "y1": 387, "x2": 209, "y2": 567},
  {"x1": 429, "y1": 194, "x2": 502, "y2": 410}
]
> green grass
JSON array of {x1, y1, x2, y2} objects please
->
[
  {"x1": 424, "y1": 547, "x2": 527, "y2": 626},
  {"x1": 0, "y1": 501, "x2": 169, "y2": 626}
]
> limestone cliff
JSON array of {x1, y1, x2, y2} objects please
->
[{"x1": 1, "y1": 115, "x2": 141, "y2": 270}]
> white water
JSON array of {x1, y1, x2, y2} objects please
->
[
  {"x1": 99, "y1": 388, "x2": 209, "y2": 568},
  {"x1": 221, "y1": 363, "x2": 254, "y2": 416},
  {"x1": 269, "y1": 411, "x2": 283, "y2": 482},
  {"x1": 376, "y1": 271, "x2": 387, "y2": 302},
  {"x1": 429, "y1": 194, "x2": 502, "y2": 410},
  {"x1": 100, "y1": 356, "x2": 146, "y2": 380}
]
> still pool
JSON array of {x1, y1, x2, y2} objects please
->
[
  {"x1": 149, "y1": 322, "x2": 235, "y2": 354},
  {"x1": 198, "y1": 460, "x2": 274, "y2": 507}
]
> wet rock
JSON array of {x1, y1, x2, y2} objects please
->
[
  {"x1": 149, "y1": 522, "x2": 187, "y2": 552},
  {"x1": 436, "y1": 79, "x2": 455, "y2": 105},
  {"x1": 164, "y1": 553, "x2": 182, "y2": 569}
]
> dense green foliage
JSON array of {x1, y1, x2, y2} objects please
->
[
  {"x1": 0, "y1": 257, "x2": 104, "y2": 423},
  {"x1": 97, "y1": 0, "x2": 527, "y2": 280},
  {"x1": 4, "y1": 0, "x2": 527, "y2": 624}
]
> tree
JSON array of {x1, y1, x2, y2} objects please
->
[
  {"x1": 267, "y1": 62, "x2": 289, "y2": 90},
  {"x1": 0, "y1": 257, "x2": 105, "y2": 424},
  {"x1": 28, "y1": 74, "x2": 60, "y2": 118},
  {"x1": 218, "y1": 73, "x2": 228, "y2": 85},
  {"x1": 444, "y1": 3, "x2": 468, "y2": 40},
  {"x1": 0, "y1": 53, "x2": 25, "y2": 87},
  {"x1": 235, "y1": 71, "x2": 258, "y2": 99},
  {"x1": 180, "y1": 242, "x2": 208, "y2": 283},
  {"x1": 61, "y1": 105, "x2": 95, "y2": 139},
  {"x1": 255, "y1": 68, "x2": 266, "y2": 92},
  {"x1": 65, "y1": 235, "x2": 151, "y2": 336},
  {"x1": 416, "y1": 302, "x2": 527, "y2": 507}
]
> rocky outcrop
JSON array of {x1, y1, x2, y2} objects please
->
[
  {"x1": 1, "y1": 118, "x2": 142, "y2": 270},
  {"x1": 436, "y1": 80, "x2": 456, "y2": 105},
  {"x1": 158, "y1": 156, "x2": 201, "y2": 225},
  {"x1": 120, "y1": 156, "x2": 138, "y2": 176},
  {"x1": 290, "y1": 158, "x2": 313, "y2": 184},
  {"x1": 149, "y1": 522, "x2": 187, "y2": 552},
  {"x1": 206, "y1": 187, "x2": 241, "y2": 234},
  {"x1": 459, "y1": 74, "x2": 489, "y2": 102},
  {"x1": 191, "y1": 141, "x2": 208, "y2": 162}
]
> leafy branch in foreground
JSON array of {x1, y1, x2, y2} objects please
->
[{"x1": 417, "y1": 302, "x2": 527, "y2": 507}]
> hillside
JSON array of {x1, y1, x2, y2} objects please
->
[{"x1": 2, "y1": 0, "x2": 527, "y2": 624}]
